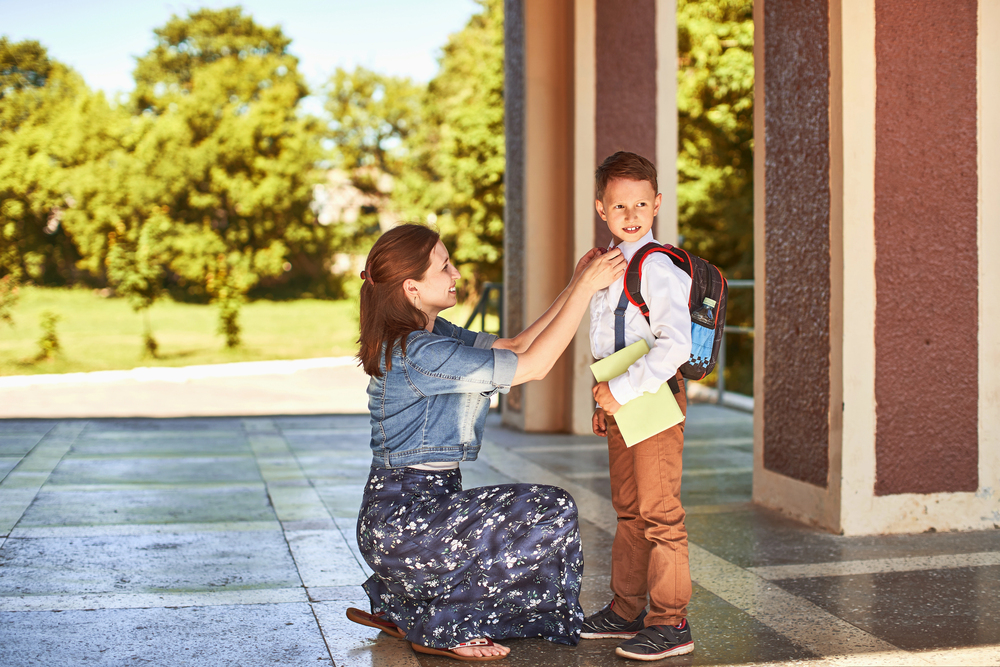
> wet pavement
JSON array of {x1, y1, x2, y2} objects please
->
[{"x1": 1, "y1": 375, "x2": 999, "y2": 666}]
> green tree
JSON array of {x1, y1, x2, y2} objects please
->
[
  {"x1": 392, "y1": 0, "x2": 505, "y2": 296},
  {"x1": 319, "y1": 66, "x2": 424, "y2": 265},
  {"x1": 131, "y1": 6, "x2": 302, "y2": 114},
  {"x1": 35, "y1": 310, "x2": 60, "y2": 360},
  {"x1": 0, "y1": 273, "x2": 19, "y2": 328},
  {"x1": 677, "y1": 0, "x2": 754, "y2": 393},
  {"x1": 105, "y1": 210, "x2": 171, "y2": 356},
  {"x1": 0, "y1": 38, "x2": 93, "y2": 285},
  {"x1": 104, "y1": 7, "x2": 323, "y2": 346},
  {"x1": 324, "y1": 66, "x2": 423, "y2": 181}
]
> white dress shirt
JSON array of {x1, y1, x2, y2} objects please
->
[{"x1": 589, "y1": 231, "x2": 693, "y2": 406}]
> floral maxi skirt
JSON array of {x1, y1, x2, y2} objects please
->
[{"x1": 357, "y1": 466, "x2": 584, "y2": 648}]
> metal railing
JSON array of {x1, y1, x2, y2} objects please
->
[
  {"x1": 716, "y1": 279, "x2": 754, "y2": 405},
  {"x1": 464, "y1": 282, "x2": 504, "y2": 333}
]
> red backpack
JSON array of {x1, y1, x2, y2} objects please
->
[{"x1": 619, "y1": 242, "x2": 728, "y2": 381}]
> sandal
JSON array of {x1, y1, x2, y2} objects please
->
[
  {"x1": 345, "y1": 607, "x2": 406, "y2": 639},
  {"x1": 411, "y1": 638, "x2": 508, "y2": 662}
]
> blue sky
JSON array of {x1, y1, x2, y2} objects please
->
[{"x1": 1, "y1": 0, "x2": 480, "y2": 97}]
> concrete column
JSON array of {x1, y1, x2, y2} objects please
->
[
  {"x1": 570, "y1": 0, "x2": 598, "y2": 435},
  {"x1": 753, "y1": 0, "x2": 836, "y2": 525},
  {"x1": 505, "y1": 0, "x2": 678, "y2": 434},
  {"x1": 754, "y1": 0, "x2": 998, "y2": 534},
  {"x1": 655, "y1": 0, "x2": 679, "y2": 247},
  {"x1": 980, "y1": 0, "x2": 1000, "y2": 523},
  {"x1": 502, "y1": 0, "x2": 575, "y2": 432}
]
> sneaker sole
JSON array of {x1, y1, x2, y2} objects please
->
[
  {"x1": 615, "y1": 641, "x2": 694, "y2": 661},
  {"x1": 580, "y1": 630, "x2": 643, "y2": 639}
]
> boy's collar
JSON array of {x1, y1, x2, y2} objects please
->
[{"x1": 610, "y1": 231, "x2": 655, "y2": 260}]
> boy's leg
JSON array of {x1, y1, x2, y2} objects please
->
[
  {"x1": 606, "y1": 415, "x2": 649, "y2": 622},
  {"x1": 631, "y1": 373, "x2": 690, "y2": 626}
]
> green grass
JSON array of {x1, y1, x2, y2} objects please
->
[{"x1": 0, "y1": 286, "x2": 362, "y2": 376}]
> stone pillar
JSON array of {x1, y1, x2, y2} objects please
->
[
  {"x1": 506, "y1": 0, "x2": 679, "y2": 434},
  {"x1": 502, "y1": 0, "x2": 575, "y2": 432},
  {"x1": 754, "y1": 0, "x2": 1000, "y2": 534}
]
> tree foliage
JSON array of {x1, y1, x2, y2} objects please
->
[
  {"x1": 2, "y1": 8, "x2": 327, "y2": 348},
  {"x1": 391, "y1": 0, "x2": 505, "y2": 296},
  {"x1": 324, "y1": 66, "x2": 423, "y2": 182},
  {"x1": 677, "y1": 0, "x2": 755, "y2": 394},
  {"x1": 131, "y1": 7, "x2": 302, "y2": 114},
  {"x1": 320, "y1": 66, "x2": 424, "y2": 263},
  {"x1": 0, "y1": 38, "x2": 92, "y2": 285},
  {"x1": 677, "y1": 0, "x2": 754, "y2": 280},
  {"x1": 121, "y1": 7, "x2": 321, "y2": 344}
]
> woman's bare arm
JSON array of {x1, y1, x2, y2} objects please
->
[
  {"x1": 493, "y1": 247, "x2": 606, "y2": 355},
  {"x1": 507, "y1": 249, "x2": 624, "y2": 385}
]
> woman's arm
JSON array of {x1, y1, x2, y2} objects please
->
[
  {"x1": 508, "y1": 248, "x2": 624, "y2": 385},
  {"x1": 493, "y1": 247, "x2": 606, "y2": 355}
]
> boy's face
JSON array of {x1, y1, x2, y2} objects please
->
[{"x1": 595, "y1": 177, "x2": 661, "y2": 245}]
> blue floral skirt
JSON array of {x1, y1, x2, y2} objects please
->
[{"x1": 357, "y1": 466, "x2": 584, "y2": 648}]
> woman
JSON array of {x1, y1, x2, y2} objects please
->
[{"x1": 346, "y1": 224, "x2": 625, "y2": 661}]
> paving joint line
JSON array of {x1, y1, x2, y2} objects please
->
[
  {"x1": 243, "y1": 418, "x2": 362, "y2": 667},
  {"x1": 0, "y1": 587, "x2": 309, "y2": 612},
  {"x1": 0, "y1": 422, "x2": 87, "y2": 537}
]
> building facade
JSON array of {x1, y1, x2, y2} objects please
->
[{"x1": 502, "y1": 0, "x2": 999, "y2": 535}]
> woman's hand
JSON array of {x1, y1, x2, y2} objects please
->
[
  {"x1": 577, "y1": 248, "x2": 626, "y2": 293},
  {"x1": 571, "y1": 247, "x2": 607, "y2": 285}
]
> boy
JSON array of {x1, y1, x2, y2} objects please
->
[{"x1": 582, "y1": 151, "x2": 694, "y2": 661}]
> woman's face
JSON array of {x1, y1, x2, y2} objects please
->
[{"x1": 411, "y1": 240, "x2": 461, "y2": 317}]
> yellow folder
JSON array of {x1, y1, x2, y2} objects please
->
[{"x1": 590, "y1": 340, "x2": 685, "y2": 447}]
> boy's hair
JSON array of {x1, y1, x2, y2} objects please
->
[{"x1": 595, "y1": 151, "x2": 658, "y2": 201}]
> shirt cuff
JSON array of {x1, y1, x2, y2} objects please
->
[
  {"x1": 488, "y1": 348, "x2": 518, "y2": 395},
  {"x1": 608, "y1": 374, "x2": 640, "y2": 406},
  {"x1": 473, "y1": 331, "x2": 499, "y2": 349}
]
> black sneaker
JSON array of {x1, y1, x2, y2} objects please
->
[
  {"x1": 580, "y1": 602, "x2": 647, "y2": 639},
  {"x1": 615, "y1": 621, "x2": 694, "y2": 661}
]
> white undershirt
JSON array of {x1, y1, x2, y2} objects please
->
[
  {"x1": 408, "y1": 461, "x2": 460, "y2": 471},
  {"x1": 589, "y1": 231, "x2": 693, "y2": 406}
]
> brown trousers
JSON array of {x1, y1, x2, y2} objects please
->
[{"x1": 606, "y1": 372, "x2": 690, "y2": 627}]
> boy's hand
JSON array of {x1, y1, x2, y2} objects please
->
[
  {"x1": 571, "y1": 247, "x2": 607, "y2": 284},
  {"x1": 593, "y1": 381, "x2": 622, "y2": 416},
  {"x1": 592, "y1": 408, "x2": 608, "y2": 436}
]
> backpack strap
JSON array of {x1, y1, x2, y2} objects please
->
[
  {"x1": 623, "y1": 242, "x2": 694, "y2": 321},
  {"x1": 619, "y1": 242, "x2": 691, "y2": 396}
]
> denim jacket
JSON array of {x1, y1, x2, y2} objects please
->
[{"x1": 367, "y1": 318, "x2": 518, "y2": 468}]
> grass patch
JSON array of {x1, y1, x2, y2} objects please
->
[{"x1": 0, "y1": 286, "x2": 362, "y2": 376}]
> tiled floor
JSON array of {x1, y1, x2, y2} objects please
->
[{"x1": 1, "y1": 405, "x2": 998, "y2": 666}]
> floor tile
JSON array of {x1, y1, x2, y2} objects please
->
[
  {"x1": 46, "y1": 455, "x2": 262, "y2": 486},
  {"x1": 70, "y1": 435, "x2": 250, "y2": 456},
  {"x1": 0, "y1": 529, "x2": 300, "y2": 596},
  {"x1": 774, "y1": 565, "x2": 1000, "y2": 651},
  {"x1": 0, "y1": 457, "x2": 19, "y2": 480},
  {"x1": 17, "y1": 485, "x2": 276, "y2": 526},
  {"x1": 0, "y1": 603, "x2": 331, "y2": 666},
  {"x1": 0, "y1": 435, "x2": 45, "y2": 456}
]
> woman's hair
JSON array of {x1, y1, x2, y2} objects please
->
[{"x1": 357, "y1": 224, "x2": 440, "y2": 377}]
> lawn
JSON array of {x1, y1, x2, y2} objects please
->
[
  {"x1": 0, "y1": 286, "x2": 496, "y2": 377},
  {"x1": 0, "y1": 286, "x2": 363, "y2": 376}
]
